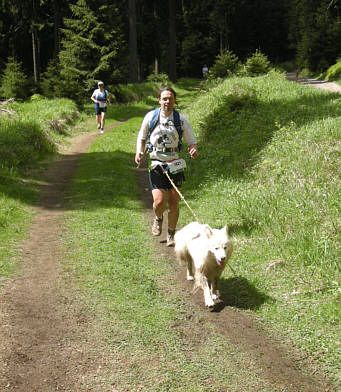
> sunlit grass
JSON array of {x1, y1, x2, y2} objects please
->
[
  {"x1": 182, "y1": 72, "x2": 341, "y2": 384},
  {"x1": 62, "y1": 111, "x2": 281, "y2": 391},
  {"x1": 1, "y1": 75, "x2": 340, "y2": 389}
]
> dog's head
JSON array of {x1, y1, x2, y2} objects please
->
[{"x1": 205, "y1": 225, "x2": 233, "y2": 268}]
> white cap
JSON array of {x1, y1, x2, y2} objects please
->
[{"x1": 98, "y1": 81, "x2": 104, "y2": 86}]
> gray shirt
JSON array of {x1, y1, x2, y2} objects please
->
[{"x1": 137, "y1": 110, "x2": 196, "y2": 167}]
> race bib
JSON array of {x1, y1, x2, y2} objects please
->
[
  {"x1": 99, "y1": 101, "x2": 107, "y2": 108},
  {"x1": 167, "y1": 159, "x2": 186, "y2": 174}
]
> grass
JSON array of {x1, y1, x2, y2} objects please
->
[
  {"x1": 0, "y1": 98, "x2": 81, "y2": 278},
  {"x1": 62, "y1": 112, "x2": 284, "y2": 391},
  {"x1": 0, "y1": 75, "x2": 340, "y2": 389},
  {"x1": 181, "y1": 72, "x2": 341, "y2": 384}
]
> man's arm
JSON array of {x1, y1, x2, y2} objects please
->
[
  {"x1": 91, "y1": 91, "x2": 98, "y2": 103},
  {"x1": 107, "y1": 91, "x2": 112, "y2": 105},
  {"x1": 135, "y1": 139, "x2": 146, "y2": 165}
]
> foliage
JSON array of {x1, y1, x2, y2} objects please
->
[
  {"x1": 0, "y1": 98, "x2": 79, "y2": 169},
  {"x1": 0, "y1": 57, "x2": 29, "y2": 99},
  {"x1": 208, "y1": 50, "x2": 241, "y2": 79},
  {"x1": 58, "y1": 0, "x2": 125, "y2": 102},
  {"x1": 244, "y1": 50, "x2": 271, "y2": 76},
  {"x1": 146, "y1": 72, "x2": 170, "y2": 85},
  {"x1": 289, "y1": 0, "x2": 341, "y2": 72},
  {"x1": 324, "y1": 60, "x2": 341, "y2": 81},
  {"x1": 40, "y1": 59, "x2": 63, "y2": 98}
]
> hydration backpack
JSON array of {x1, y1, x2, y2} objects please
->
[{"x1": 147, "y1": 108, "x2": 183, "y2": 150}]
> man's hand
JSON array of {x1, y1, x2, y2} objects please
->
[
  {"x1": 188, "y1": 144, "x2": 198, "y2": 158},
  {"x1": 135, "y1": 151, "x2": 143, "y2": 165}
]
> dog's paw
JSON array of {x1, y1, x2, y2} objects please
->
[
  {"x1": 205, "y1": 299, "x2": 215, "y2": 308},
  {"x1": 187, "y1": 275, "x2": 194, "y2": 281}
]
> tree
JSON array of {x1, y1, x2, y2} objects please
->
[
  {"x1": 58, "y1": 0, "x2": 125, "y2": 100},
  {"x1": 0, "y1": 57, "x2": 29, "y2": 99},
  {"x1": 289, "y1": 0, "x2": 341, "y2": 71},
  {"x1": 169, "y1": 0, "x2": 176, "y2": 82},
  {"x1": 128, "y1": 0, "x2": 138, "y2": 82}
]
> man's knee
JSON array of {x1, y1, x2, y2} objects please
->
[{"x1": 152, "y1": 189, "x2": 166, "y2": 205}]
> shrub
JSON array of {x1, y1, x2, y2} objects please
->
[
  {"x1": 146, "y1": 72, "x2": 171, "y2": 85},
  {"x1": 244, "y1": 50, "x2": 271, "y2": 76},
  {"x1": 325, "y1": 60, "x2": 341, "y2": 81},
  {"x1": 40, "y1": 59, "x2": 62, "y2": 98},
  {"x1": 208, "y1": 50, "x2": 240, "y2": 79},
  {"x1": 0, "y1": 57, "x2": 30, "y2": 100},
  {"x1": 30, "y1": 94, "x2": 46, "y2": 101}
]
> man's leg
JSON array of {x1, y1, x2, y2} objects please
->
[
  {"x1": 166, "y1": 188, "x2": 179, "y2": 246},
  {"x1": 151, "y1": 189, "x2": 166, "y2": 236},
  {"x1": 100, "y1": 112, "x2": 106, "y2": 130},
  {"x1": 152, "y1": 189, "x2": 167, "y2": 218},
  {"x1": 96, "y1": 114, "x2": 101, "y2": 129},
  {"x1": 167, "y1": 188, "x2": 179, "y2": 230}
]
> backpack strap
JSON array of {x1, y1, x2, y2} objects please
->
[
  {"x1": 172, "y1": 109, "x2": 183, "y2": 140},
  {"x1": 147, "y1": 107, "x2": 161, "y2": 139}
]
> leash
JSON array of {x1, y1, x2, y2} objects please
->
[
  {"x1": 159, "y1": 165, "x2": 200, "y2": 223},
  {"x1": 138, "y1": 160, "x2": 236, "y2": 275},
  {"x1": 161, "y1": 165, "x2": 237, "y2": 275}
]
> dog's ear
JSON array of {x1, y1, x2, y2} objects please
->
[
  {"x1": 204, "y1": 224, "x2": 213, "y2": 238},
  {"x1": 223, "y1": 225, "x2": 229, "y2": 234}
]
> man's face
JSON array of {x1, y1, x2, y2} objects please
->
[{"x1": 159, "y1": 90, "x2": 175, "y2": 115}]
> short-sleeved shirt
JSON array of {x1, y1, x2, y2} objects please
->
[
  {"x1": 137, "y1": 109, "x2": 197, "y2": 169},
  {"x1": 92, "y1": 89, "x2": 108, "y2": 108}
]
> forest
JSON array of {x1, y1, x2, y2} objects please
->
[{"x1": 1, "y1": 0, "x2": 341, "y2": 100}]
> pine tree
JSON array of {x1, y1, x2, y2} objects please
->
[
  {"x1": 58, "y1": 0, "x2": 124, "y2": 102},
  {"x1": 0, "y1": 57, "x2": 29, "y2": 99}
]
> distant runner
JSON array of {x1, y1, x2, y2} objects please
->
[
  {"x1": 91, "y1": 81, "x2": 111, "y2": 133},
  {"x1": 202, "y1": 64, "x2": 209, "y2": 78}
]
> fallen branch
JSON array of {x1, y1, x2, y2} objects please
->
[{"x1": 0, "y1": 98, "x2": 15, "y2": 115}]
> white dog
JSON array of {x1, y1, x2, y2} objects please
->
[{"x1": 174, "y1": 222, "x2": 233, "y2": 308}]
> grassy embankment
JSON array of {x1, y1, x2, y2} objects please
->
[
  {"x1": 1, "y1": 75, "x2": 340, "y2": 390},
  {"x1": 0, "y1": 97, "x2": 81, "y2": 276}
]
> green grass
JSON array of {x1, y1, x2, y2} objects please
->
[
  {"x1": 181, "y1": 72, "x2": 341, "y2": 384},
  {"x1": 63, "y1": 112, "x2": 284, "y2": 391},
  {"x1": 0, "y1": 76, "x2": 340, "y2": 389},
  {"x1": 0, "y1": 169, "x2": 37, "y2": 277},
  {"x1": 0, "y1": 98, "x2": 82, "y2": 279}
]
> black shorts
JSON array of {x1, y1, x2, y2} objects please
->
[
  {"x1": 95, "y1": 106, "x2": 107, "y2": 115},
  {"x1": 149, "y1": 164, "x2": 185, "y2": 190}
]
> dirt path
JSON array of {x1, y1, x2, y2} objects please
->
[
  {"x1": 0, "y1": 126, "x2": 120, "y2": 391},
  {"x1": 286, "y1": 71, "x2": 341, "y2": 93},
  {"x1": 0, "y1": 79, "x2": 337, "y2": 391}
]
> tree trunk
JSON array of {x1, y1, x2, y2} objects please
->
[
  {"x1": 53, "y1": 0, "x2": 61, "y2": 58},
  {"x1": 32, "y1": 29, "x2": 38, "y2": 84},
  {"x1": 169, "y1": 0, "x2": 176, "y2": 82},
  {"x1": 128, "y1": 0, "x2": 138, "y2": 83}
]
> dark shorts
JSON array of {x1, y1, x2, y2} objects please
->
[
  {"x1": 95, "y1": 105, "x2": 107, "y2": 115},
  {"x1": 149, "y1": 164, "x2": 185, "y2": 190}
]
